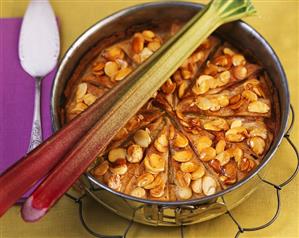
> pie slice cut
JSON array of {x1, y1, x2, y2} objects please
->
[
  {"x1": 91, "y1": 116, "x2": 165, "y2": 196},
  {"x1": 176, "y1": 74, "x2": 272, "y2": 118},
  {"x1": 177, "y1": 114, "x2": 273, "y2": 188},
  {"x1": 168, "y1": 122, "x2": 221, "y2": 200}
]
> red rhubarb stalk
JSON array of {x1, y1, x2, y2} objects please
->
[{"x1": 0, "y1": 80, "x2": 130, "y2": 217}]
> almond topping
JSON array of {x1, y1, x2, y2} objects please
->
[
  {"x1": 191, "y1": 165, "x2": 205, "y2": 180},
  {"x1": 154, "y1": 134, "x2": 168, "y2": 153},
  {"x1": 233, "y1": 65, "x2": 247, "y2": 80},
  {"x1": 173, "y1": 150, "x2": 193, "y2": 162},
  {"x1": 144, "y1": 173, "x2": 164, "y2": 189},
  {"x1": 215, "y1": 151, "x2": 231, "y2": 166},
  {"x1": 114, "y1": 67, "x2": 132, "y2": 81},
  {"x1": 242, "y1": 90, "x2": 258, "y2": 102},
  {"x1": 174, "y1": 133, "x2": 189, "y2": 148},
  {"x1": 102, "y1": 47, "x2": 124, "y2": 61},
  {"x1": 248, "y1": 101, "x2": 270, "y2": 113},
  {"x1": 93, "y1": 161, "x2": 109, "y2": 177},
  {"x1": 202, "y1": 176, "x2": 217, "y2": 196},
  {"x1": 150, "y1": 184, "x2": 165, "y2": 198},
  {"x1": 191, "y1": 179, "x2": 203, "y2": 193},
  {"x1": 200, "y1": 147, "x2": 216, "y2": 161},
  {"x1": 76, "y1": 83, "x2": 88, "y2": 99},
  {"x1": 142, "y1": 30, "x2": 155, "y2": 39},
  {"x1": 232, "y1": 54, "x2": 246, "y2": 66},
  {"x1": 83, "y1": 93, "x2": 97, "y2": 106},
  {"x1": 215, "y1": 139, "x2": 226, "y2": 154},
  {"x1": 175, "y1": 171, "x2": 192, "y2": 187},
  {"x1": 127, "y1": 144, "x2": 143, "y2": 163},
  {"x1": 180, "y1": 162, "x2": 199, "y2": 173},
  {"x1": 137, "y1": 173, "x2": 155, "y2": 187},
  {"x1": 176, "y1": 186, "x2": 192, "y2": 200},
  {"x1": 248, "y1": 137, "x2": 265, "y2": 155},
  {"x1": 144, "y1": 154, "x2": 165, "y2": 174},
  {"x1": 108, "y1": 148, "x2": 127, "y2": 163},
  {"x1": 107, "y1": 174, "x2": 121, "y2": 191},
  {"x1": 132, "y1": 33, "x2": 144, "y2": 53},
  {"x1": 130, "y1": 187, "x2": 146, "y2": 198},
  {"x1": 203, "y1": 118, "x2": 229, "y2": 131},
  {"x1": 110, "y1": 163, "x2": 128, "y2": 175},
  {"x1": 192, "y1": 75, "x2": 214, "y2": 95},
  {"x1": 134, "y1": 129, "x2": 151, "y2": 148},
  {"x1": 225, "y1": 127, "x2": 247, "y2": 142},
  {"x1": 104, "y1": 61, "x2": 119, "y2": 78},
  {"x1": 196, "y1": 136, "x2": 212, "y2": 152}
]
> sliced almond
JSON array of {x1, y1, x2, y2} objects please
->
[
  {"x1": 175, "y1": 186, "x2": 192, "y2": 200},
  {"x1": 70, "y1": 102, "x2": 88, "y2": 114},
  {"x1": 218, "y1": 70, "x2": 231, "y2": 84},
  {"x1": 175, "y1": 171, "x2": 191, "y2": 187},
  {"x1": 191, "y1": 179, "x2": 203, "y2": 193},
  {"x1": 130, "y1": 187, "x2": 146, "y2": 198},
  {"x1": 154, "y1": 134, "x2": 168, "y2": 153},
  {"x1": 108, "y1": 148, "x2": 127, "y2": 163},
  {"x1": 248, "y1": 137, "x2": 265, "y2": 155},
  {"x1": 140, "y1": 47, "x2": 153, "y2": 62},
  {"x1": 200, "y1": 147, "x2": 216, "y2": 161},
  {"x1": 134, "y1": 129, "x2": 152, "y2": 147},
  {"x1": 230, "y1": 119, "x2": 242, "y2": 128},
  {"x1": 110, "y1": 164, "x2": 128, "y2": 175},
  {"x1": 202, "y1": 176, "x2": 217, "y2": 196},
  {"x1": 232, "y1": 54, "x2": 246, "y2": 66},
  {"x1": 93, "y1": 161, "x2": 109, "y2": 177},
  {"x1": 132, "y1": 33, "x2": 144, "y2": 53},
  {"x1": 192, "y1": 75, "x2": 214, "y2": 95},
  {"x1": 180, "y1": 162, "x2": 199, "y2": 173},
  {"x1": 225, "y1": 126, "x2": 247, "y2": 142},
  {"x1": 196, "y1": 136, "x2": 212, "y2": 152},
  {"x1": 144, "y1": 173, "x2": 163, "y2": 189},
  {"x1": 223, "y1": 47, "x2": 235, "y2": 56},
  {"x1": 102, "y1": 47, "x2": 124, "y2": 61},
  {"x1": 114, "y1": 67, "x2": 132, "y2": 81},
  {"x1": 142, "y1": 30, "x2": 155, "y2": 39},
  {"x1": 174, "y1": 133, "x2": 189, "y2": 148},
  {"x1": 104, "y1": 61, "x2": 119, "y2": 78},
  {"x1": 76, "y1": 83, "x2": 88, "y2": 99},
  {"x1": 242, "y1": 90, "x2": 258, "y2": 102},
  {"x1": 127, "y1": 144, "x2": 143, "y2": 163},
  {"x1": 203, "y1": 118, "x2": 229, "y2": 131},
  {"x1": 150, "y1": 184, "x2": 165, "y2": 198},
  {"x1": 172, "y1": 150, "x2": 193, "y2": 162},
  {"x1": 137, "y1": 173, "x2": 155, "y2": 187},
  {"x1": 144, "y1": 154, "x2": 165, "y2": 174},
  {"x1": 248, "y1": 101, "x2": 270, "y2": 113},
  {"x1": 191, "y1": 165, "x2": 205, "y2": 180},
  {"x1": 249, "y1": 127, "x2": 267, "y2": 139},
  {"x1": 215, "y1": 139, "x2": 226, "y2": 154},
  {"x1": 107, "y1": 174, "x2": 121, "y2": 191},
  {"x1": 215, "y1": 151, "x2": 231, "y2": 166},
  {"x1": 178, "y1": 80, "x2": 190, "y2": 98},
  {"x1": 233, "y1": 65, "x2": 247, "y2": 80},
  {"x1": 83, "y1": 93, "x2": 97, "y2": 106}
]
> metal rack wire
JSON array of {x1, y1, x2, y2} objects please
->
[{"x1": 65, "y1": 105, "x2": 298, "y2": 238}]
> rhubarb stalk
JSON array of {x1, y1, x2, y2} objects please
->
[{"x1": 10, "y1": 0, "x2": 256, "y2": 221}]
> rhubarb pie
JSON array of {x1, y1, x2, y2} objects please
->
[{"x1": 62, "y1": 23, "x2": 279, "y2": 201}]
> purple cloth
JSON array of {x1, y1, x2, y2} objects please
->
[{"x1": 0, "y1": 18, "x2": 56, "y2": 197}]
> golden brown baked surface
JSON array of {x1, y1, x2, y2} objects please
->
[{"x1": 62, "y1": 23, "x2": 279, "y2": 201}]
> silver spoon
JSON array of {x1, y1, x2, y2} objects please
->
[{"x1": 19, "y1": 0, "x2": 60, "y2": 151}]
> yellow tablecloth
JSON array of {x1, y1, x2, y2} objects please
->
[{"x1": 1, "y1": 1, "x2": 298, "y2": 237}]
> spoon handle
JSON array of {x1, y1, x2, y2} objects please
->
[{"x1": 28, "y1": 77, "x2": 43, "y2": 151}]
